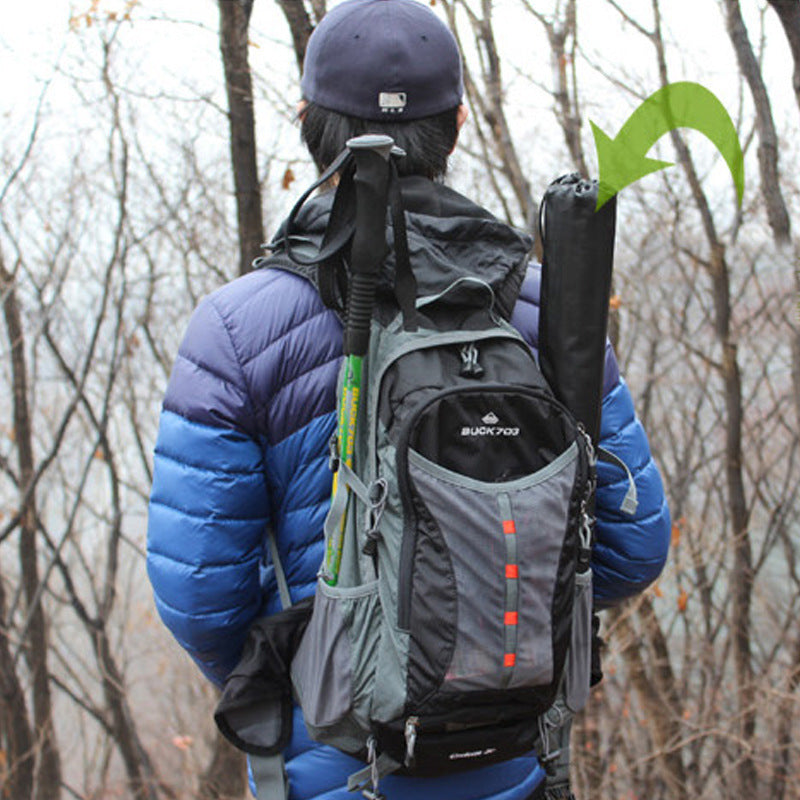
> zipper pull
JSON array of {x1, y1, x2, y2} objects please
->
[
  {"x1": 460, "y1": 343, "x2": 484, "y2": 378},
  {"x1": 577, "y1": 423, "x2": 597, "y2": 470},
  {"x1": 404, "y1": 716, "x2": 419, "y2": 768}
]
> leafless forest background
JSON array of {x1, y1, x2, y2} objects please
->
[{"x1": 0, "y1": 0, "x2": 798, "y2": 798}]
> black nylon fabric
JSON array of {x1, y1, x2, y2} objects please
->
[
  {"x1": 405, "y1": 497, "x2": 458, "y2": 706},
  {"x1": 378, "y1": 331, "x2": 549, "y2": 434},
  {"x1": 215, "y1": 596, "x2": 313, "y2": 755},
  {"x1": 410, "y1": 389, "x2": 573, "y2": 483},
  {"x1": 538, "y1": 174, "x2": 616, "y2": 444},
  {"x1": 268, "y1": 176, "x2": 533, "y2": 321},
  {"x1": 374, "y1": 707, "x2": 547, "y2": 778}
]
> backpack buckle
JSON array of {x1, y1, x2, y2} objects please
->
[
  {"x1": 363, "y1": 479, "x2": 388, "y2": 557},
  {"x1": 328, "y1": 435, "x2": 340, "y2": 473},
  {"x1": 361, "y1": 736, "x2": 387, "y2": 800}
]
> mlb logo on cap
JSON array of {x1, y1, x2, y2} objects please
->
[{"x1": 379, "y1": 92, "x2": 408, "y2": 113}]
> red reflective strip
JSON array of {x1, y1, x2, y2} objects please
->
[
  {"x1": 504, "y1": 611, "x2": 518, "y2": 626},
  {"x1": 505, "y1": 564, "x2": 519, "y2": 579},
  {"x1": 503, "y1": 519, "x2": 516, "y2": 535},
  {"x1": 504, "y1": 653, "x2": 516, "y2": 667}
]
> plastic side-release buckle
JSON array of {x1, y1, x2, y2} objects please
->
[
  {"x1": 362, "y1": 479, "x2": 388, "y2": 557},
  {"x1": 328, "y1": 434, "x2": 340, "y2": 473}
]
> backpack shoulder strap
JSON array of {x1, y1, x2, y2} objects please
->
[
  {"x1": 255, "y1": 251, "x2": 347, "y2": 325},
  {"x1": 267, "y1": 525, "x2": 292, "y2": 612},
  {"x1": 250, "y1": 753, "x2": 290, "y2": 800},
  {"x1": 241, "y1": 527, "x2": 292, "y2": 800}
]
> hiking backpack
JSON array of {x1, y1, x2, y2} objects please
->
[
  {"x1": 293, "y1": 291, "x2": 596, "y2": 790},
  {"x1": 215, "y1": 142, "x2": 616, "y2": 800}
]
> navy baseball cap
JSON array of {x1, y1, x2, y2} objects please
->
[{"x1": 300, "y1": 0, "x2": 464, "y2": 121}]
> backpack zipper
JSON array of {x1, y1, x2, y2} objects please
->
[
  {"x1": 404, "y1": 716, "x2": 419, "y2": 767},
  {"x1": 459, "y1": 342, "x2": 484, "y2": 378}
]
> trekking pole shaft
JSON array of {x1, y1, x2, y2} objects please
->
[
  {"x1": 345, "y1": 140, "x2": 393, "y2": 356},
  {"x1": 324, "y1": 135, "x2": 394, "y2": 586}
]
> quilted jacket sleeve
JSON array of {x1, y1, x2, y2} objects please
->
[
  {"x1": 591, "y1": 378, "x2": 670, "y2": 605},
  {"x1": 147, "y1": 292, "x2": 269, "y2": 687},
  {"x1": 512, "y1": 265, "x2": 670, "y2": 606}
]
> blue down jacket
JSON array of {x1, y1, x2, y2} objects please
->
[{"x1": 147, "y1": 179, "x2": 670, "y2": 800}]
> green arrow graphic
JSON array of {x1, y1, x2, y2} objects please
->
[{"x1": 591, "y1": 81, "x2": 745, "y2": 210}]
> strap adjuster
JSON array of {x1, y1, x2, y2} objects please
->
[{"x1": 328, "y1": 435, "x2": 340, "y2": 472}]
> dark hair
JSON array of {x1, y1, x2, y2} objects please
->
[{"x1": 300, "y1": 101, "x2": 460, "y2": 179}]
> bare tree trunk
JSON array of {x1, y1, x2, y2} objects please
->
[
  {"x1": 793, "y1": 325, "x2": 800, "y2": 425},
  {"x1": 723, "y1": 0, "x2": 791, "y2": 243},
  {"x1": 0, "y1": 573, "x2": 35, "y2": 800},
  {"x1": 767, "y1": 0, "x2": 800, "y2": 113},
  {"x1": 198, "y1": 730, "x2": 248, "y2": 800},
  {"x1": 648, "y1": 1, "x2": 757, "y2": 793},
  {"x1": 771, "y1": 627, "x2": 800, "y2": 800},
  {"x1": 614, "y1": 603, "x2": 688, "y2": 796},
  {"x1": 722, "y1": 9, "x2": 800, "y2": 792},
  {"x1": 95, "y1": 627, "x2": 165, "y2": 800},
  {"x1": 525, "y1": 0, "x2": 588, "y2": 177},
  {"x1": 736, "y1": 0, "x2": 800, "y2": 433},
  {"x1": 219, "y1": 0, "x2": 264, "y2": 276},
  {"x1": 274, "y1": 0, "x2": 316, "y2": 69},
  {"x1": 439, "y1": 0, "x2": 537, "y2": 231},
  {"x1": 473, "y1": 0, "x2": 536, "y2": 228},
  {"x1": 726, "y1": 0, "x2": 800, "y2": 532},
  {"x1": 1, "y1": 251, "x2": 62, "y2": 800},
  {"x1": 211, "y1": 0, "x2": 264, "y2": 789}
]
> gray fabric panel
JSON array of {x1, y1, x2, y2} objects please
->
[
  {"x1": 409, "y1": 460, "x2": 506, "y2": 691},
  {"x1": 292, "y1": 581, "x2": 355, "y2": 728},
  {"x1": 408, "y1": 448, "x2": 578, "y2": 693},
  {"x1": 375, "y1": 433, "x2": 404, "y2": 573},
  {"x1": 565, "y1": 570, "x2": 593, "y2": 713},
  {"x1": 510, "y1": 456, "x2": 578, "y2": 690},
  {"x1": 224, "y1": 701, "x2": 283, "y2": 749},
  {"x1": 266, "y1": 526, "x2": 292, "y2": 611},
  {"x1": 293, "y1": 579, "x2": 381, "y2": 737},
  {"x1": 498, "y1": 492, "x2": 518, "y2": 689},
  {"x1": 346, "y1": 585, "x2": 382, "y2": 727},
  {"x1": 371, "y1": 610, "x2": 410, "y2": 724},
  {"x1": 250, "y1": 754, "x2": 289, "y2": 800},
  {"x1": 368, "y1": 428, "x2": 409, "y2": 724},
  {"x1": 304, "y1": 715, "x2": 370, "y2": 756}
]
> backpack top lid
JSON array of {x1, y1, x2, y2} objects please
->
[{"x1": 270, "y1": 175, "x2": 534, "y2": 321}]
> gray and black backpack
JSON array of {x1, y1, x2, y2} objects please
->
[{"x1": 216, "y1": 141, "x2": 607, "y2": 800}]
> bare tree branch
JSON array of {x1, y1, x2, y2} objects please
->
[
  {"x1": 722, "y1": 0, "x2": 791, "y2": 243},
  {"x1": 218, "y1": 0, "x2": 265, "y2": 275}
]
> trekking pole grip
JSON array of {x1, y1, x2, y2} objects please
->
[{"x1": 345, "y1": 135, "x2": 395, "y2": 356}]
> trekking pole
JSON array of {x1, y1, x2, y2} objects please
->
[{"x1": 324, "y1": 134, "x2": 395, "y2": 586}]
